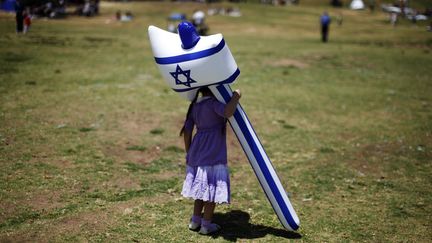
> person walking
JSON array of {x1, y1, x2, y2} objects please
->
[
  {"x1": 14, "y1": 0, "x2": 24, "y2": 33},
  {"x1": 320, "y1": 12, "x2": 331, "y2": 43}
]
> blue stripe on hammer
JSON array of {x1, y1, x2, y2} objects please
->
[
  {"x1": 155, "y1": 39, "x2": 226, "y2": 65},
  {"x1": 173, "y1": 68, "x2": 240, "y2": 92},
  {"x1": 216, "y1": 84, "x2": 299, "y2": 231}
]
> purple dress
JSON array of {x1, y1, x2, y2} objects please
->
[{"x1": 181, "y1": 96, "x2": 231, "y2": 204}]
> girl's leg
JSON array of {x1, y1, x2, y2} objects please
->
[
  {"x1": 189, "y1": 200, "x2": 203, "y2": 230},
  {"x1": 200, "y1": 202, "x2": 220, "y2": 234},
  {"x1": 203, "y1": 202, "x2": 215, "y2": 221},
  {"x1": 193, "y1": 199, "x2": 204, "y2": 216}
]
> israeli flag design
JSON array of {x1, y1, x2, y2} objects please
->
[
  {"x1": 148, "y1": 25, "x2": 240, "y2": 101},
  {"x1": 148, "y1": 22, "x2": 300, "y2": 231}
]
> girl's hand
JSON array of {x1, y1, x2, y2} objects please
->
[
  {"x1": 233, "y1": 89, "x2": 241, "y2": 99},
  {"x1": 224, "y1": 89, "x2": 241, "y2": 117}
]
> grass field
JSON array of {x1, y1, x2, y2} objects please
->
[{"x1": 1, "y1": 1, "x2": 431, "y2": 242}]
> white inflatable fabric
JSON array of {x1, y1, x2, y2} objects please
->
[
  {"x1": 148, "y1": 25, "x2": 239, "y2": 101},
  {"x1": 148, "y1": 24, "x2": 300, "y2": 231}
]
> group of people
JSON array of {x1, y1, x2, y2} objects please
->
[
  {"x1": 115, "y1": 10, "x2": 133, "y2": 22},
  {"x1": 76, "y1": 0, "x2": 99, "y2": 17},
  {"x1": 167, "y1": 10, "x2": 208, "y2": 35},
  {"x1": 27, "y1": 0, "x2": 67, "y2": 19},
  {"x1": 14, "y1": 0, "x2": 31, "y2": 34},
  {"x1": 191, "y1": 9, "x2": 208, "y2": 35},
  {"x1": 13, "y1": 0, "x2": 102, "y2": 34}
]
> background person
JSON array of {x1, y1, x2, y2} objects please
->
[{"x1": 320, "y1": 12, "x2": 331, "y2": 42}]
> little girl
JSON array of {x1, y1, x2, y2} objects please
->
[
  {"x1": 180, "y1": 86, "x2": 241, "y2": 235},
  {"x1": 23, "y1": 9, "x2": 31, "y2": 34}
]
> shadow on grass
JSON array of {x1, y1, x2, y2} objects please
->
[{"x1": 210, "y1": 210, "x2": 301, "y2": 241}]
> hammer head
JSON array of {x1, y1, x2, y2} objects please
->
[{"x1": 148, "y1": 22, "x2": 239, "y2": 101}]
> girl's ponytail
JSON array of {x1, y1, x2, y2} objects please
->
[{"x1": 179, "y1": 90, "x2": 199, "y2": 136}]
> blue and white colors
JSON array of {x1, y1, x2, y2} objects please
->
[
  {"x1": 209, "y1": 84, "x2": 300, "y2": 231},
  {"x1": 148, "y1": 23, "x2": 300, "y2": 231},
  {"x1": 148, "y1": 25, "x2": 239, "y2": 101}
]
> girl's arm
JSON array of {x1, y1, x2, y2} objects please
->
[
  {"x1": 183, "y1": 130, "x2": 192, "y2": 153},
  {"x1": 224, "y1": 89, "x2": 241, "y2": 118}
]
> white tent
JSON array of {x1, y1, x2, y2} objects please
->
[{"x1": 350, "y1": 0, "x2": 365, "y2": 10}]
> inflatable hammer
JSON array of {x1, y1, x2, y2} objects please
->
[{"x1": 148, "y1": 22, "x2": 300, "y2": 231}]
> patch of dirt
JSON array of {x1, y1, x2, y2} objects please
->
[
  {"x1": 226, "y1": 128, "x2": 247, "y2": 165},
  {"x1": 105, "y1": 175, "x2": 142, "y2": 191},
  {"x1": 57, "y1": 210, "x2": 111, "y2": 232},
  {"x1": 103, "y1": 143, "x2": 162, "y2": 165},
  {"x1": 151, "y1": 170, "x2": 180, "y2": 180},
  {"x1": 0, "y1": 207, "x2": 113, "y2": 242},
  {"x1": 347, "y1": 138, "x2": 431, "y2": 177},
  {"x1": 28, "y1": 190, "x2": 65, "y2": 212},
  {"x1": 118, "y1": 117, "x2": 149, "y2": 134},
  {"x1": 266, "y1": 58, "x2": 309, "y2": 69},
  {"x1": 0, "y1": 194, "x2": 175, "y2": 242},
  {"x1": 101, "y1": 113, "x2": 167, "y2": 164},
  {"x1": 307, "y1": 54, "x2": 334, "y2": 60},
  {"x1": 0, "y1": 201, "x2": 18, "y2": 223},
  {"x1": 29, "y1": 157, "x2": 75, "y2": 170}
]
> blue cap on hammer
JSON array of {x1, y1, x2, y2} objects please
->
[{"x1": 178, "y1": 21, "x2": 201, "y2": 49}]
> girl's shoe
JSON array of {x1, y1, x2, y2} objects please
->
[
  {"x1": 198, "y1": 223, "x2": 221, "y2": 235},
  {"x1": 188, "y1": 215, "x2": 201, "y2": 231},
  {"x1": 188, "y1": 221, "x2": 201, "y2": 231}
]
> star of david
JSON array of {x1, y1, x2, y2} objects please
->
[{"x1": 170, "y1": 65, "x2": 197, "y2": 88}]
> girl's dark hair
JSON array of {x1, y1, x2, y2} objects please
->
[
  {"x1": 179, "y1": 88, "x2": 200, "y2": 136},
  {"x1": 179, "y1": 87, "x2": 216, "y2": 136}
]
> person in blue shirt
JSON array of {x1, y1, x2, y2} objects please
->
[{"x1": 320, "y1": 12, "x2": 331, "y2": 43}]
